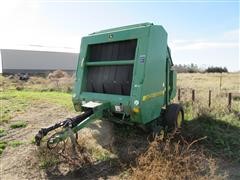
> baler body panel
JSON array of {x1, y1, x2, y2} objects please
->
[
  {"x1": 138, "y1": 26, "x2": 168, "y2": 124},
  {"x1": 73, "y1": 23, "x2": 176, "y2": 125}
]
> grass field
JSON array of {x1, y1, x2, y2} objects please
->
[
  {"x1": 177, "y1": 73, "x2": 240, "y2": 163},
  {"x1": 0, "y1": 73, "x2": 239, "y2": 179},
  {"x1": 0, "y1": 91, "x2": 73, "y2": 124},
  {"x1": 177, "y1": 73, "x2": 239, "y2": 92}
]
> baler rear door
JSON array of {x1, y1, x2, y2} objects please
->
[{"x1": 85, "y1": 39, "x2": 137, "y2": 96}]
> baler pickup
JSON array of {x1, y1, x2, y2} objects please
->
[{"x1": 35, "y1": 101, "x2": 110, "y2": 148}]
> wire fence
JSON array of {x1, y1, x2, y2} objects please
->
[{"x1": 176, "y1": 88, "x2": 240, "y2": 112}]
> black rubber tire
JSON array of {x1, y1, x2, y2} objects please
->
[{"x1": 164, "y1": 103, "x2": 184, "y2": 133}]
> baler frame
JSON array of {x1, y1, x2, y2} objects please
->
[{"x1": 35, "y1": 23, "x2": 184, "y2": 149}]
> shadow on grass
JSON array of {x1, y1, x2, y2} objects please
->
[
  {"x1": 45, "y1": 122, "x2": 149, "y2": 180},
  {"x1": 46, "y1": 158, "x2": 122, "y2": 180},
  {"x1": 43, "y1": 112, "x2": 240, "y2": 179},
  {"x1": 182, "y1": 113, "x2": 240, "y2": 163}
]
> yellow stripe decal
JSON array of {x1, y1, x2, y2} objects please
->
[{"x1": 142, "y1": 89, "x2": 165, "y2": 101}]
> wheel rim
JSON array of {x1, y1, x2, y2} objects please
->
[{"x1": 177, "y1": 112, "x2": 182, "y2": 128}]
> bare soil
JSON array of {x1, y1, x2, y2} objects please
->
[
  {"x1": 0, "y1": 101, "x2": 149, "y2": 180},
  {"x1": 0, "y1": 102, "x2": 75, "y2": 179},
  {"x1": 1, "y1": 102, "x2": 239, "y2": 179}
]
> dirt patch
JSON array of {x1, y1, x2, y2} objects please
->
[
  {"x1": 0, "y1": 101, "x2": 239, "y2": 179},
  {"x1": 0, "y1": 102, "x2": 76, "y2": 179},
  {"x1": 1, "y1": 102, "x2": 75, "y2": 142},
  {"x1": 0, "y1": 101, "x2": 145, "y2": 180}
]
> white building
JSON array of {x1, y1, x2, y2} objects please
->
[
  {"x1": 0, "y1": 49, "x2": 79, "y2": 74},
  {"x1": 0, "y1": 50, "x2": 2, "y2": 73}
]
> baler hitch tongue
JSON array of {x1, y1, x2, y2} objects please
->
[{"x1": 35, "y1": 109, "x2": 93, "y2": 146}]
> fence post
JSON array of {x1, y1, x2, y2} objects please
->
[
  {"x1": 219, "y1": 73, "x2": 222, "y2": 91},
  {"x1": 228, "y1": 93, "x2": 232, "y2": 111},
  {"x1": 192, "y1": 89, "x2": 195, "y2": 103},
  {"x1": 178, "y1": 88, "x2": 181, "y2": 102},
  {"x1": 208, "y1": 90, "x2": 211, "y2": 108}
]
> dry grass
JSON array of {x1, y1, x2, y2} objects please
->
[
  {"x1": 1, "y1": 72, "x2": 239, "y2": 179},
  {"x1": 176, "y1": 73, "x2": 240, "y2": 113},
  {"x1": 37, "y1": 139, "x2": 92, "y2": 171},
  {"x1": 36, "y1": 120, "x2": 115, "y2": 172},
  {"x1": 177, "y1": 73, "x2": 240, "y2": 92},
  {"x1": 131, "y1": 135, "x2": 227, "y2": 180},
  {"x1": 1, "y1": 71, "x2": 74, "y2": 93}
]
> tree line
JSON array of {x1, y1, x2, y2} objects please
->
[{"x1": 173, "y1": 64, "x2": 228, "y2": 73}]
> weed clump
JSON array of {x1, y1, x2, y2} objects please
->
[
  {"x1": 10, "y1": 121, "x2": 27, "y2": 129},
  {"x1": 131, "y1": 136, "x2": 226, "y2": 180},
  {"x1": 8, "y1": 140, "x2": 24, "y2": 147},
  {"x1": 0, "y1": 128, "x2": 6, "y2": 137},
  {"x1": 37, "y1": 140, "x2": 92, "y2": 172},
  {"x1": 0, "y1": 141, "x2": 7, "y2": 155}
]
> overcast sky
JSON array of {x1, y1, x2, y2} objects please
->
[{"x1": 0, "y1": 0, "x2": 239, "y2": 71}]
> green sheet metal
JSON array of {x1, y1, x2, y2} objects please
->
[{"x1": 73, "y1": 23, "x2": 176, "y2": 125}]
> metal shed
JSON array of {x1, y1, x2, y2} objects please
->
[{"x1": 0, "y1": 49, "x2": 78, "y2": 74}]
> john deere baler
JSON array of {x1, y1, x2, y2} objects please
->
[{"x1": 35, "y1": 23, "x2": 183, "y2": 147}]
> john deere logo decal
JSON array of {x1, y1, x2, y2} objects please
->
[{"x1": 108, "y1": 34, "x2": 113, "y2": 39}]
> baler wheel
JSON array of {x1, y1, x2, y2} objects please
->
[{"x1": 164, "y1": 103, "x2": 184, "y2": 133}]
